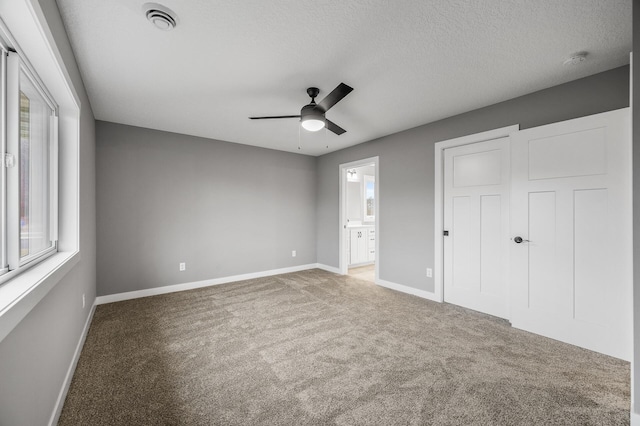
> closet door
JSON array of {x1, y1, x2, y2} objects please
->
[
  {"x1": 443, "y1": 137, "x2": 510, "y2": 319},
  {"x1": 510, "y1": 108, "x2": 631, "y2": 360}
]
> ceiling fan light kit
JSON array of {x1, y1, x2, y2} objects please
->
[
  {"x1": 300, "y1": 95, "x2": 326, "y2": 131},
  {"x1": 250, "y1": 83, "x2": 353, "y2": 135},
  {"x1": 301, "y1": 116, "x2": 325, "y2": 132}
]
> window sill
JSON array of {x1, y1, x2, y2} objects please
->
[{"x1": 0, "y1": 251, "x2": 79, "y2": 342}]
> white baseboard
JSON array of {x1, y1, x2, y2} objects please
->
[
  {"x1": 95, "y1": 264, "x2": 320, "y2": 305},
  {"x1": 315, "y1": 263, "x2": 341, "y2": 274},
  {"x1": 375, "y1": 278, "x2": 441, "y2": 302},
  {"x1": 631, "y1": 411, "x2": 640, "y2": 426},
  {"x1": 49, "y1": 303, "x2": 96, "y2": 426}
]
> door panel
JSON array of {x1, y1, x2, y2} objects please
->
[
  {"x1": 444, "y1": 137, "x2": 510, "y2": 319},
  {"x1": 573, "y1": 189, "x2": 608, "y2": 325},
  {"x1": 350, "y1": 230, "x2": 358, "y2": 264},
  {"x1": 453, "y1": 150, "x2": 502, "y2": 187},
  {"x1": 527, "y1": 191, "x2": 566, "y2": 313},
  {"x1": 480, "y1": 195, "x2": 502, "y2": 296},
  {"x1": 510, "y1": 108, "x2": 631, "y2": 360},
  {"x1": 357, "y1": 231, "x2": 367, "y2": 261},
  {"x1": 528, "y1": 127, "x2": 606, "y2": 180},
  {"x1": 451, "y1": 196, "x2": 473, "y2": 289}
]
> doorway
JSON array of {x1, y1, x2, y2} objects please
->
[{"x1": 339, "y1": 157, "x2": 379, "y2": 282}]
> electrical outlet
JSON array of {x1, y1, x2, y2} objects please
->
[
  {"x1": 179, "y1": 262, "x2": 186, "y2": 271},
  {"x1": 292, "y1": 250, "x2": 296, "y2": 257},
  {"x1": 426, "y1": 268, "x2": 433, "y2": 278},
  {"x1": 82, "y1": 294, "x2": 85, "y2": 309}
]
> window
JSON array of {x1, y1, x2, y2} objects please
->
[
  {"x1": 0, "y1": 38, "x2": 58, "y2": 281},
  {"x1": 363, "y1": 175, "x2": 375, "y2": 222},
  {"x1": 18, "y1": 68, "x2": 54, "y2": 259},
  {"x1": 0, "y1": 6, "x2": 80, "y2": 342}
]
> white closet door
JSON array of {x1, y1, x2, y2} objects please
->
[
  {"x1": 510, "y1": 108, "x2": 631, "y2": 360},
  {"x1": 443, "y1": 137, "x2": 510, "y2": 319}
]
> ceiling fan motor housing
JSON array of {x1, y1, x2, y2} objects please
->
[
  {"x1": 300, "y1": 104, "x2": 326, "y2": 131},
  {"x1": 300, "y1": 104, "x2": 325, "y2": 120}
]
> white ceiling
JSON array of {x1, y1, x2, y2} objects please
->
[{"x1": 57, "y1": 0, "x2": 631, "y2": 156}]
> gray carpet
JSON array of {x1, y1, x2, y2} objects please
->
[{"x1": 59, "y1": 269, "x2": 630, "y2": 425}]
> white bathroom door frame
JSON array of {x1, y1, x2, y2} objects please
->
[
  {"x1": 339, "y1": 156, "x2": 379, "y2": 276},
  {"x1": 434, "y1": 125, "x2": 519, "y2": 302}
]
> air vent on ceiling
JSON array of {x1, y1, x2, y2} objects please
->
[
  {"x1": 143, "y1": 3, "x2": 178, "y2": 31},
  {"x1": 563, "y1": 52, "x2": 588, "y2": 66}
]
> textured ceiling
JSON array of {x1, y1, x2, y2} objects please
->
[{"x1": 57, "y1": 0, "x2": 631, "y2": 156}]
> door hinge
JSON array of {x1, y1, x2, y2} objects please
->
[
  {"x1": 443, "y1": 230, "x2": 449, "y2": 236},
  {"x1": 4, "y1": 153, "x2": 15, "y2": 168}
]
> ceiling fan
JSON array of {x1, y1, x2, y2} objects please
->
[{"x1": 249, "y1": 83, "x2": 353, "y2": 135}]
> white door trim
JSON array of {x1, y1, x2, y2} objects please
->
[
  {"x1": 339, "y1": 156, "x2": 379, "y2": 276},
  {"x1": 434, "y1": 125, "x2": 519, "y2": 302}
]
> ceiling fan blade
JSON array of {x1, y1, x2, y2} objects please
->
[
  {"x1": 316, "y1": 83, "x2": 353, "y2": 112},
  {"x1": 326, "y1": 119, "x2": 346, "y2": 135},
  {"x1": 249, "y1": 115, "x2": 301, "y2": 120}
]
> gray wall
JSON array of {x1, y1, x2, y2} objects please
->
[
  {"x1": 96, "y1": 122, "x2": 317, "y2": 296},
  {"x1": 632, "y1": 0, "x2": 639, "y2": 417},
  {"x1": 0, "y1": 0, "x2": 96, "y2": 424},
  {"x1": 317, "y1": 65, "x2": 630, "y2": 293}
]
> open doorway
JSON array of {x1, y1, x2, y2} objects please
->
[{"x1": 339, "y1": 157, "x2": 379, "y2": 282}]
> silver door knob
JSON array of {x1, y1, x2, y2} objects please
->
[{"x1": 513, "y1": 236, "x2": 530, "y2": 243}]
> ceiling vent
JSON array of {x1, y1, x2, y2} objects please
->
[
  {"x1": 143, "y1": 3, "x2": 178, "y2": 31},
  {"x1": 563, "y1": 52, "x2": 588, "y2": 66}
]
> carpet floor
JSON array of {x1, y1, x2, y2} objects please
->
[{"x1": 59, "y1": 269, "x2": 630, "y2": 425}]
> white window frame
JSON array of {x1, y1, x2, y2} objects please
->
[
  {"x1": 0, "y1": 1, "x2": 80, "y2": 347},
  {"x1": 0, "y1": 42, "x2": 7, "y2": 277},
  {"x1": 1, "y1": 36, "x2": 58, "y2": 284}
]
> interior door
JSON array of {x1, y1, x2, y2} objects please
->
[
  {"x1": 510, "y1": 108, "x2": 631, "y2": 360},
  {"x1": 443, "y1": 137, "x2": 510, "y2": 319}
]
